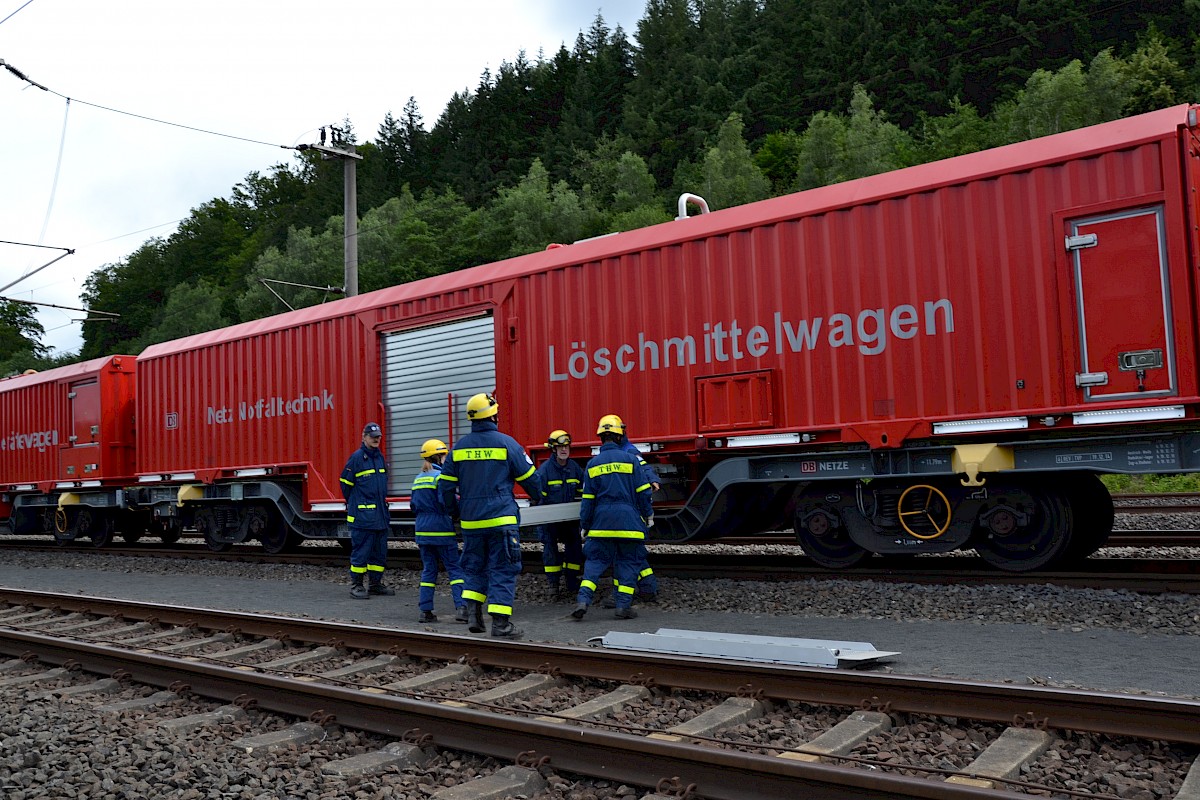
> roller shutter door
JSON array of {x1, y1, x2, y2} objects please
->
[{"x1": 380, "y1": 314, "x2": 495, "y2": 494}]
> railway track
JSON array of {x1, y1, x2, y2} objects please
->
[
  {"x1": 2, "y1": 534, "x2": 1199, "y2": 594},
  {"x1": 0, "y1": 589, "x2": 1197, "y2": 799}
]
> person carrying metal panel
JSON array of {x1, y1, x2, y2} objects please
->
[
  {"x1": 411, "y1": 439, "x2": 468, "y2": 624},
  {"x1": 340, "y1": 422, "x2": 394, "y2": 599},
  {"x1": 570, "y1": 414, "x2": 654, "y2": 621},
  {"x1": 532, "y1": 429, "x2": 585, "y2": 599},
  {"x1": 438, "y1": 393, "x2": 542, "y2": 639}
]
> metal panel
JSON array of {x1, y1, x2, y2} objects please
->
[{"x1": 381, "y1": 314, "x2": 495, "y2": 494}]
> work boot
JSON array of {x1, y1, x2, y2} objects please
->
[
  {"x1": 418, "y1": 610, "x2": 438, "y2": 624},
  {"x1": 490, "y1": 614, "x2": 523, "y2": 639},
  {"x1": 349, "y1": 582, "x2": 369, "y2": 600},
  {"x1": 368, "y1": 581, "x2": 395, "y2": 596},
  {"x1": 636, "y1": 592, "x2": 658, "y2": 604},
  {"x1": 466, "y1": 600, "x2": 486, "y2": 633},
  {"x1": 614, "y1": 607, "x2": 638, "y2": 620},
  {"x1": 454, "y1": 606, "x2": 469, "y2": 624},
  {"x1": 601, "y1": 595, "x2": 617, "y2": 609},
  {"x1": 570, "y1": 603, "x2": 588, "y2": 620}
]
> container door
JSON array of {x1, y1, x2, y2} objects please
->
[
  {"x1": 380, "y1": 314, "x2": 496, "y2": 494},
  {"x1": 1067, "y1": 206, "x2": 1176, "y2": 401},
  {"x1": 60, "y1": 379, "x2": 100, "y2": 479}
]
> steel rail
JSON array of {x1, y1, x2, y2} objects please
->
[
  {"x1": 2, "y1": 589, "x2": 1197, "y2": 746},
  {"x1": 0, "y1": 626, "x2": 1013, "y2": 800}
]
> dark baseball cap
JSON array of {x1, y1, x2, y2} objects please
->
[{"x1": 363, "y1": 422, "x2": 382, "y2": 437}]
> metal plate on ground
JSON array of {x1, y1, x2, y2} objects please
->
[{"x1": 598, "y1": 628, "x2": 900, "y2": 668}]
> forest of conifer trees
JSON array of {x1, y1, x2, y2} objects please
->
[{"x1": 4, "y1": 0, "x2": 1199, "y2": 373}]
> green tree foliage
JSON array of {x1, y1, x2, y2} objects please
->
[
  {"x1": 0, "y1": 300, "x2": 48, "y2": 375},
  {"x1": 133, "y1": 280, "x2": 230, "y2": 351},
  {"x1": 695, "y1": 113, "x2": 770, "y2": 209},
  {"x1": 68, "y1": 3, "x2": 1200, "y2": 361}
]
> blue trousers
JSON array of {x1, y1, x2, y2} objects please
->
[
  {"x1": 577, "y1": 537, "x2": 641, "y2": 610},
  {"x1": 349, "y1": 527, "x2": 388, "y2": 583},
  {"x1": 539, "y1": 521, "x2": 583, "y2": 590},
  {"x1": 418, "y1": 541, "x2": 465, "y2": 612},
  {"x1": 460, "y1": 526, "x2": 522, "y2": 616}
]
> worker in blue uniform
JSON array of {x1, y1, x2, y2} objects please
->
[
  {"x1": 411, "y1": 438, "x2": 468, "y2": 624},
  {"x1": 438, "y1": 393, "x2": 541, "y2": 639},
  {"x1": 339, "y1": 422, "x2": 393, "y2": 599},
  {"x1": 597, "y1": 417, "x2": 660, "y2": 607},
  {"x1": 532, "y1": 429, "x2": 585, "y2": 598},
  {"x1": 571, "y1": 414, "x2": 654, "y2": 621}
]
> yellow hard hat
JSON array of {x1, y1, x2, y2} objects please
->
[
  {"x1": 596, "y1": 414, "x2": 626, "y2": 435},
  {"x1": 420, "y1": 439, "x2": 448, "y2": 459},
  {"x1": 466, "y1": 392, "x2": 499, "y2": 420},
  {"x1": 546, "y1": 429, "x2": 571, "y2": 447}
]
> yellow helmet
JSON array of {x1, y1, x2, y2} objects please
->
[
  {"x1": 596, "y1": 414, "x2": 626, "y2": 436},
  {"x1": 419, "y1": 439, "x2": 448, "y2": 459},
  {"x1": 546, "y1": 429, "x2": 571, "y2": 447},
  {"x1": 466, "y1": 392, "x2": 499, "y2": 420}
]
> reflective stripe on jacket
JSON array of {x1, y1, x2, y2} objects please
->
[
  {"x1": 340, "y1": 443, "x2": 390, "y2": 530},
  {"x1": 534, "y1": 457, "x2": 584, "y2": 505},
  {"x1": 411, "y1": 464, "x2": 455, "y2": 542},
  {"x1": 438, "y1": 419, "x2": 541, "y2": 530}
]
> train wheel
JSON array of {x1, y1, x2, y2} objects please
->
[
  {"x1": 159, "y1": 525, "x2": 182, "y2": 545},
  {"x1": 195, "y1": 511, "x2": 231, "y2": 553},
  {"x1": 794, "y1": 505, "x2": 869, "y2": 569},
  {"x1": 1061, "y1": 474, "x2": 1113, "y2": 561},
  {"x1": 121, "y1": 531, "x2": 143, "y2": 544},
  {"x1": 972, "y1": 484, "x2": 1073, "y2": 572},
  {"x1": 52, "y1": 508, "x2": 76, "y2": 546},
  {"x1": 250, "y1": 506, "x2": 297, "y2": 555},
  {"x1": 88, "y1": 515, "x2": 115, "y2": 548}
]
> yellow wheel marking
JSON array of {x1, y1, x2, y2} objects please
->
[{"x1": 898, "y1": 484, "x2": 952, "y2": 539}]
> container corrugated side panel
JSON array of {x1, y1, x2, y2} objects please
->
[
  {"x1": 139, "y1": 313, "x2": 378, "y2": 505},
  {"x1": 507, "y1": 137, "x2": 1185, "y2": 448}
]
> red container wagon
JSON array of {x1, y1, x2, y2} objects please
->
[
  {"x1": 135, "y1": 103, "x2": 1200, "y2": 570},
  {"x1": 0, "y1": 355, "x2": 145, "y2": 545}
]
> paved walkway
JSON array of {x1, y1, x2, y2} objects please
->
[{"x1": 0, "y1": 564, "x2": 1195, "y2": 699}]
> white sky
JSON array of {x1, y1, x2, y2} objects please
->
[{"x1": 0, "y1": 0, "x2": 645, "y2": 356}]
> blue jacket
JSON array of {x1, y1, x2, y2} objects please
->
[
  {"x1": 438, "y1": 419, "x2": 541, "y2": 531},
  {"x1": 411, "y1": 463, "x2": 455, "y2": 542},
  {"x1": 580, "y1": 441, "x2": 653, "y2": 539},
  {"x1": 620, "y1": 435, "x2": 660, "y2": 486},
  {"x1": 533, "y1": 457, "x2": 584, "y2": 505},
  {"x1": 340, "y1": 443, "x2": 390, "y2": 531}
]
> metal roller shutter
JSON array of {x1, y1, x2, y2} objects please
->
[{"x1": 380, "y1": 314, "x2": 495, "y2": 494}]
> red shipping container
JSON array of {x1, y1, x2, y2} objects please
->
[
  {"x1": 0, "y1": 355, "x2": 137, "y2": 492},
  {"x1": 135, "y1": 105, "x2": 1200, "y2": 569}
]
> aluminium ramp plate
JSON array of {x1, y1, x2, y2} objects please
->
[
  {"x1": 518, "y1": 501, "x2": 582, "y2": 527},
  {"x1": 598, "y1": 628, "x2": 899, "y2": 669}
]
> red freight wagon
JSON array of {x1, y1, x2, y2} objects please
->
[
  {"x1": 134, "y1": 104, "x2": 1200, "y2": 570},
  {"x1": 0, "y1": 355, "x2": 140, "y2": 544}
]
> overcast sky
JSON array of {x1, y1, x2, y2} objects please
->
[{"x1": 1, "y1": 0, "x2": 646, "y2": 356}]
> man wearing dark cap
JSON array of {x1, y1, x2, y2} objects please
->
[{"x1": 339, "y1": 422, "x2": 394, "y2": 599}]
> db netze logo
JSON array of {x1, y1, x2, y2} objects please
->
[
  {"x1": 800, "y1": 461, "x2": 817, "y2": 474},
  {"x1": 165, "y1": 412, "x2": 179, "y2": 430}
]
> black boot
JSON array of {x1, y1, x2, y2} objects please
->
[
  {"x1": 490, "y1": 614, "x2": 523, "y2": 639},
  {"x1": 368, "y1": 576, "x2": 395, "y2": 596},
  {"x1": 614, "y1": 607, "x2": 638, "y2": 620},
  {"x1": 570, "y1": 603, "x2": 588, "y2": 620},
  {"x1": 466, "y1": 600, "x2": 486, "y2": 633},
  {"x1": 418, "y1": 610, "x2": 438, "y2": 623},
  {"x1": 350, "y1": 576, "x2": 369, "y2": 600},
  {"x1": 454, "y1": 606, "x2": 469, "y2": 624}
]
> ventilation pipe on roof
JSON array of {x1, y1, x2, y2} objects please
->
[{"x1": 676, "y1": 193, "x2": 711, "y2": 220}]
